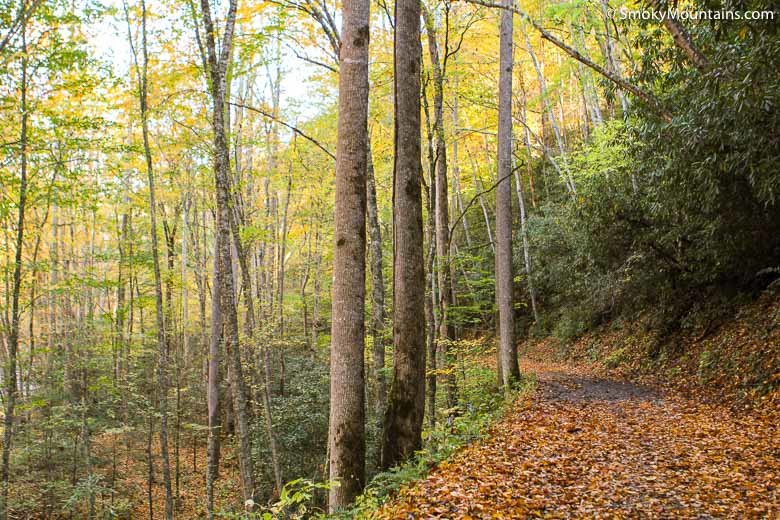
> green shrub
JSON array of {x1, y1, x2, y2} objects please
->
[{"x1": 603, "y1": 348, "x2": 628, "y2": 369}]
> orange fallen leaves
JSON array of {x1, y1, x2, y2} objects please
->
[{"x1": 377, "y1": 360, "x2": 779, "y2": 519}]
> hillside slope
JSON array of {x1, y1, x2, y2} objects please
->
[{"x1": 524, "y1": 287, "x2": 780, "y2": 410}]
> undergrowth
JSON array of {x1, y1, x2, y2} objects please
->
[
  {"x1": 341, "y1": 370, "x2": 536, "y2": 519},
  {"x1": 224, "y1": 350, "x2": 538, "y2": 519}
]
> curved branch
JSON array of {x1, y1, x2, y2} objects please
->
[
  {"x1": 457, "y1": 0, "x2": 673, "y2": 122},
  {"x1": 228, "y1": 101, "x2": 335, "y2": 160}
]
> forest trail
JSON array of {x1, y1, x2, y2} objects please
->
[{"x1": 378, "y1": 358, "x2": 779, "y2": 519}]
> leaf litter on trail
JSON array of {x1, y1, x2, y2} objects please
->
[{"x1": 378, "y1": 360, "x2": 779, "y2": 519}]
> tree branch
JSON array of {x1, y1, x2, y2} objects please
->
[
  {"x1": 456, "y1": 0, "x2": 673, "y2": 122},
  {"x1": 227, "y1": 101, "x2": 335, "y2": 160}
]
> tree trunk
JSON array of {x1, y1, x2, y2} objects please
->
[
  {"x1": 422, "y1": 5, "x2": 458, "y2": 414},
  {"x1": 327, "y1": 0, "x2": 370, "y2": 508},
  {"x1": 126, "y1": 1, "x2": 174, "y2": 515},
  {"x1": 520, "y1": 21, "x2": 576, "y2": 196},
  {"x1": 199, "y1": 0, "x2": 256, "y2": 505},
  {"x1": 311, "y1": 225, "x2": 322, "y2": 350},
  {"x1": 277, "y1": 175, "x2": 291, "y2": 396},
  {"x1": 451, "y1": 73, "x2": 472, "y2": 248},
  {"x1": 226, "y1": 172, "x2": 284, "y2": 496},
  {"x1": 423, "y1": 117, "x2": 438, "y2": 430},
  {"x1": 366, "y1": 141, "x2": 386, "y2": 421},
  {"x1": 206, "y1": 237, "x2": 221, "y2": 520},
  {"x1": 1, "y1": 21, "x2": 27, "y2": 518},
  {"x1": 382, "y1": 0, "x2": 426, "y2": 470},
  {"x1": 513, "y1": 160, "x2": 539, "y2": 324},
  {"x1": 496, "y1": 0, "x2": 520, "y2": 386}
]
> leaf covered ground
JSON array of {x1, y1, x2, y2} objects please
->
[{"x1": 378, "y1": 359, "x2": 779, "y2": 519}]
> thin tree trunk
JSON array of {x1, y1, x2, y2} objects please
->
[
  {"x1": 382, "y1": 0, "x2": 426, "y2": 470},
  {"x1": 199, "y1": 0, "x2": 256, "y2": 505},
  {"x1": 1, "y1": 19, "x2": 28, "y2": 518},
  {"x1": 422, "y1": 5, "x2": 458, "y2": 414},
  {"x1": 467, "y1": 149, "x2": 495, "y2": 254},
  {"x1": 311, "y1": 225, "x2": 322, "y2": 350},
  {"x1": 423, "y1": 117, "x2": 438, "y2": 430},
  {"x1": 327, "y1": 0, "x2": 369, "y2": 508},
  {"x1": 599, "y1": 0, "x2": 629, "y2": 117},
  {"x1": 206, "y1": 237, "x2": 221, "y2": 520},
  {"x1": 226, "y1": 172, "x2": 284, "y2": 496},
  {"x1": 520, "y1": 21, "x2": 576, "y2": 196},
  {"x1": 451, "y1": 74, "x2": 472, "y2": 248},
  {"x1": 513, "y1": 161, "x2": 538, "y2": 323},
  {"x1": 126, "y1": 1, "x2": 174, "y2": 516},
  {"x1": 301, "y1": 229, "x2": 312, "y2": 348},
  {"x1": 366, "y1": 141, "x2": 386, "y2": 421},
  {"x1": 277, "y1": 175, "x2": 291, "y2": 396},
  {"x1": 517, "y1": 71, "x2": 538, "y2": 208},
  {"x1": 496, "y1": 0, "x2": 520, "y2": 386}
]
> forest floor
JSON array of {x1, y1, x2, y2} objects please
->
[{"x1": 377, "y1": 357, "x2": 779, "y2": 519}]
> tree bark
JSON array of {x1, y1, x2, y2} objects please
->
[
  {"x1": 513, "y1": 160, "x2": 538, "y2": 324},
  {"x1": 423, "y1": 114, "x2": 438, "y2": 430},
  {"x1": 366, "y1": 141, "x2": 387, "y2": 422},
  {"x1": 199, "y1": 0, "x2": 256, "y2": 505},
  {"x1": 496, "y1": 0, "x2": 520, "y2": 386},
  {"x1": 1, "y1": 18, "x2": 27, "y2": 518},
  {"x1": 382, "y1": 0, "x2": 426, "y2": 470},
  {"x1": 422, "y1": 4, "x2": 458, "y2": 414},
  {"x1": 327, "y1": 0, "x2": 370, "y2": 508},
  {"x1": 206, "y1": 237, "x2": 221, "y2": 520}
]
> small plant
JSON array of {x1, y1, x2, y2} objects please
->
[
  {"x1": 219, "y1": 479, "x2": 335, "y2": 519},
  {"x1": 698, "y1": 350, "x2": 716, "y2": 383},
  {"x1": 603, "y1": 348, "x2": 627, "y2": 369}
]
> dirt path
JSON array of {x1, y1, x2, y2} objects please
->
[{"x1": 378, "y1": 359, "x2": 779, "y2": 519}]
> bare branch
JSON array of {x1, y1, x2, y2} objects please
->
[
  {"x1": 457, "y1": 0, "x2": 673, "y2": 122},
  {"x1": 228, "y1": 101, "x2": 335, "y2": 160}
]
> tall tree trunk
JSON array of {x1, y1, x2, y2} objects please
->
[
  {"x1": 311, "y1": 225, "x2": 322, "y2": 349},
  {"x1": 451, "y1": 73, "x2": 472, "y2": 248},
  {"x1": 467, "y1": 146, "x2": 496, "y2": 254},
  {"x1": 199, "y1": 0, "x2": 256, "y2": 505},
  {"x1": 423, "y1": 118, "x2": 438, "y2": 429},
  {"x1": 496, "y1": 0, "x2": 520, "y2": 386},
  {"x1": 382, "y1": 0, "x2": 426, "y2": 470},
  {"x1": 182, "y1": 195, "x2": 190, "y2": 367},
  {"x1": 1, "y1": 19, "x2": 27, "y2": 518},
  {"x1": 327, "y1": 0, "x2": 370, "y2": 509},
  {"x1": 206, "y1": 237, "x2": 221, "y2": 520},
  {"x1": 226, "y1": 172, "x2": 284, "y2": 496},
  {"x1": 366, "y1": 141, "x2": 386, "y2": 421},
  {"x1": 126, "y1": 1, "x2": 174, "y2": 515},
  {"x1": 301, "y1": 228, "x2": 312, "y2": 348},
  {"x1": 422, "y1": 5, "x2": 458, "y2": 413},
  {"x1": 513, "y1": 159, "x2": 539, "y2": 324},
  {"x1": 277, "y1": 176, "x2": 291, "y2": 396}
]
